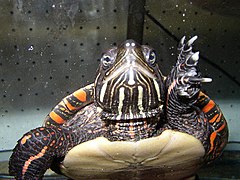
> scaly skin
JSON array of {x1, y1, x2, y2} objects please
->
[
  {"x1": 9, "y1": 37, "x2": 228, "y2": 179},
  {"x1": 166, "y1": 36, "x2": 228, "y2": 162},
  {"x1": 195, "y1": 92, "x2": 228, "y2": 162},
  {"x1": 9, "y1": 127, "x2": 78, "y2": 179},
  {"x1": 9, "y1": 85, "x2": 95, "y2": 179}
]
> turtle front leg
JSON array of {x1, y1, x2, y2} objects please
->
[
  {"x1": 166, "y1": 36, "x2": 229, "y2": 162},
  {"x1": 9, "y1": 126, "x2": 78, "y2": 179},
  {"x1": 166, "y1": 36, "x2": 212, "y2": 109},
  {"x1": 165, "y1": 36, "x2": 213, "y2": 140}
]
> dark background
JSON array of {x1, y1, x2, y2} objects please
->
[{"x1": 0, "y1": 0, "x2": 239, "y2": 153}]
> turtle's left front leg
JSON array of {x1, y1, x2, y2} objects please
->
[
  {"x1": 165, "y1": 36, "x2": 212, "y2": 136},
  {"x1": 166, "y1": 36, "x2": 228, "y2": 162},
  {"x1": 166, "y1": 36, "x2": 212, "y2": 103}
]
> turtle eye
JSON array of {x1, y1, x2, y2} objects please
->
[
  {"x1": 101, "y1": 54, "x2": 113, "y2": 68},
  {"x1": 148, "y1": 51, "x2": 156, "y2": 65}
]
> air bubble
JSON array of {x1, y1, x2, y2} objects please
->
[{"x1": 28, "y1": 45, "x2": 34, "y2": 51}]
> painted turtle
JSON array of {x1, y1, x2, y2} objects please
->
[{"x1": 9, "y1": 37, "x2": 228, "y2": 180}]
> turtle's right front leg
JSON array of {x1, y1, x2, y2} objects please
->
[{"x1": 9, "y1": 126, "x2": 78, "y2": 179}]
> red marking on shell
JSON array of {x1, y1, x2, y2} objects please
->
[
  {"x1": 73, "y1": 89, "x2": 87, "y2": 102},
  {"x1": 216, "y1": 112, "x2": 222, "y2": 123},
  {"x1": 49, "y1": 111, "x2": 66, "y2": 124},
  {"x1": 208, "y1": 121, "x2": 227, "y2": 155},
  {"x1": 202, "y1": 99, "x2": 215, "y2": 113},
  {"x1": 209, "y1": 114, "x2": 219, "y2": 123},
  {"x1": 63, "y1": 98, "x2": 77, "y2": 111}
]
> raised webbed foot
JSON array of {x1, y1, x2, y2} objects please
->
[{"x1": 167, "y1": 36, "x2": 212, "y2": 104}]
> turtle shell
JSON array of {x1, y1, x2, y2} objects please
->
[
  {"x1": 8, "y1": 38, "x2": 228, "y2": 180},
  {"x1": 60, "y1": 130, "x2": 205, "y2": 179}
]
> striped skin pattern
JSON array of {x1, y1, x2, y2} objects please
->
[
  {"x1": 166, "y1": 36, "x2": 228, "y2": 163},
  {"x1": 43, "y1": 83, "x2": 94, "y2": 127},
  {"x1": 95, "y1": 40, "x2": 165, "y2": 121},
  {"x1": 9, "y1": 85, "x2": 95, "y2": 179},
  {"x1": 9, "y1": 40, "x2": 166, "y2": 179},
  {"x1": 9, "y1": 104, "x2": 106, "y2": 180},
  {"x1": 104, "y1": 117, "x2": 162, "y2": 141},
  {"x1": 9, "y1": 38, "x2": 228, "y2": 179},
  {"x1": 9, "y1": 127, "x2": 79, "y2": 179}
]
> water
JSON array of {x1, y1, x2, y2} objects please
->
[{"x1": 0, "y1": 0, "x2": 239, "y2": 179}]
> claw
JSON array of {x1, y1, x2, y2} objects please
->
[
  {"x1": 188, "y1": 77, "x2": 212, "y2": 83},
  {"x1": 191, "y1": 51, "x2": 199, "y2": 62},
  {"x1": 178, "y1": 91, "x2": 189, "y2": 96},
  {"x1": 201, "y1": 77, "x2": 212, "y2": 83},
  {"x1": 187, "y1": 36, "x2": 198, "y2": 47},
  {"x1": 186, "y1": 51, "x2": 199, "y2": 66},
  {"x1": 178, "y1": 36, "x2": 186, "y2": 50},
  {"x1": 180, "y1": 36, "x2": 186, "y2": 45}
]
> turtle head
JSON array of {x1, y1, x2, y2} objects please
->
[{"x1": 94, "y1": 40, "x2": 165, "y2": 120}]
